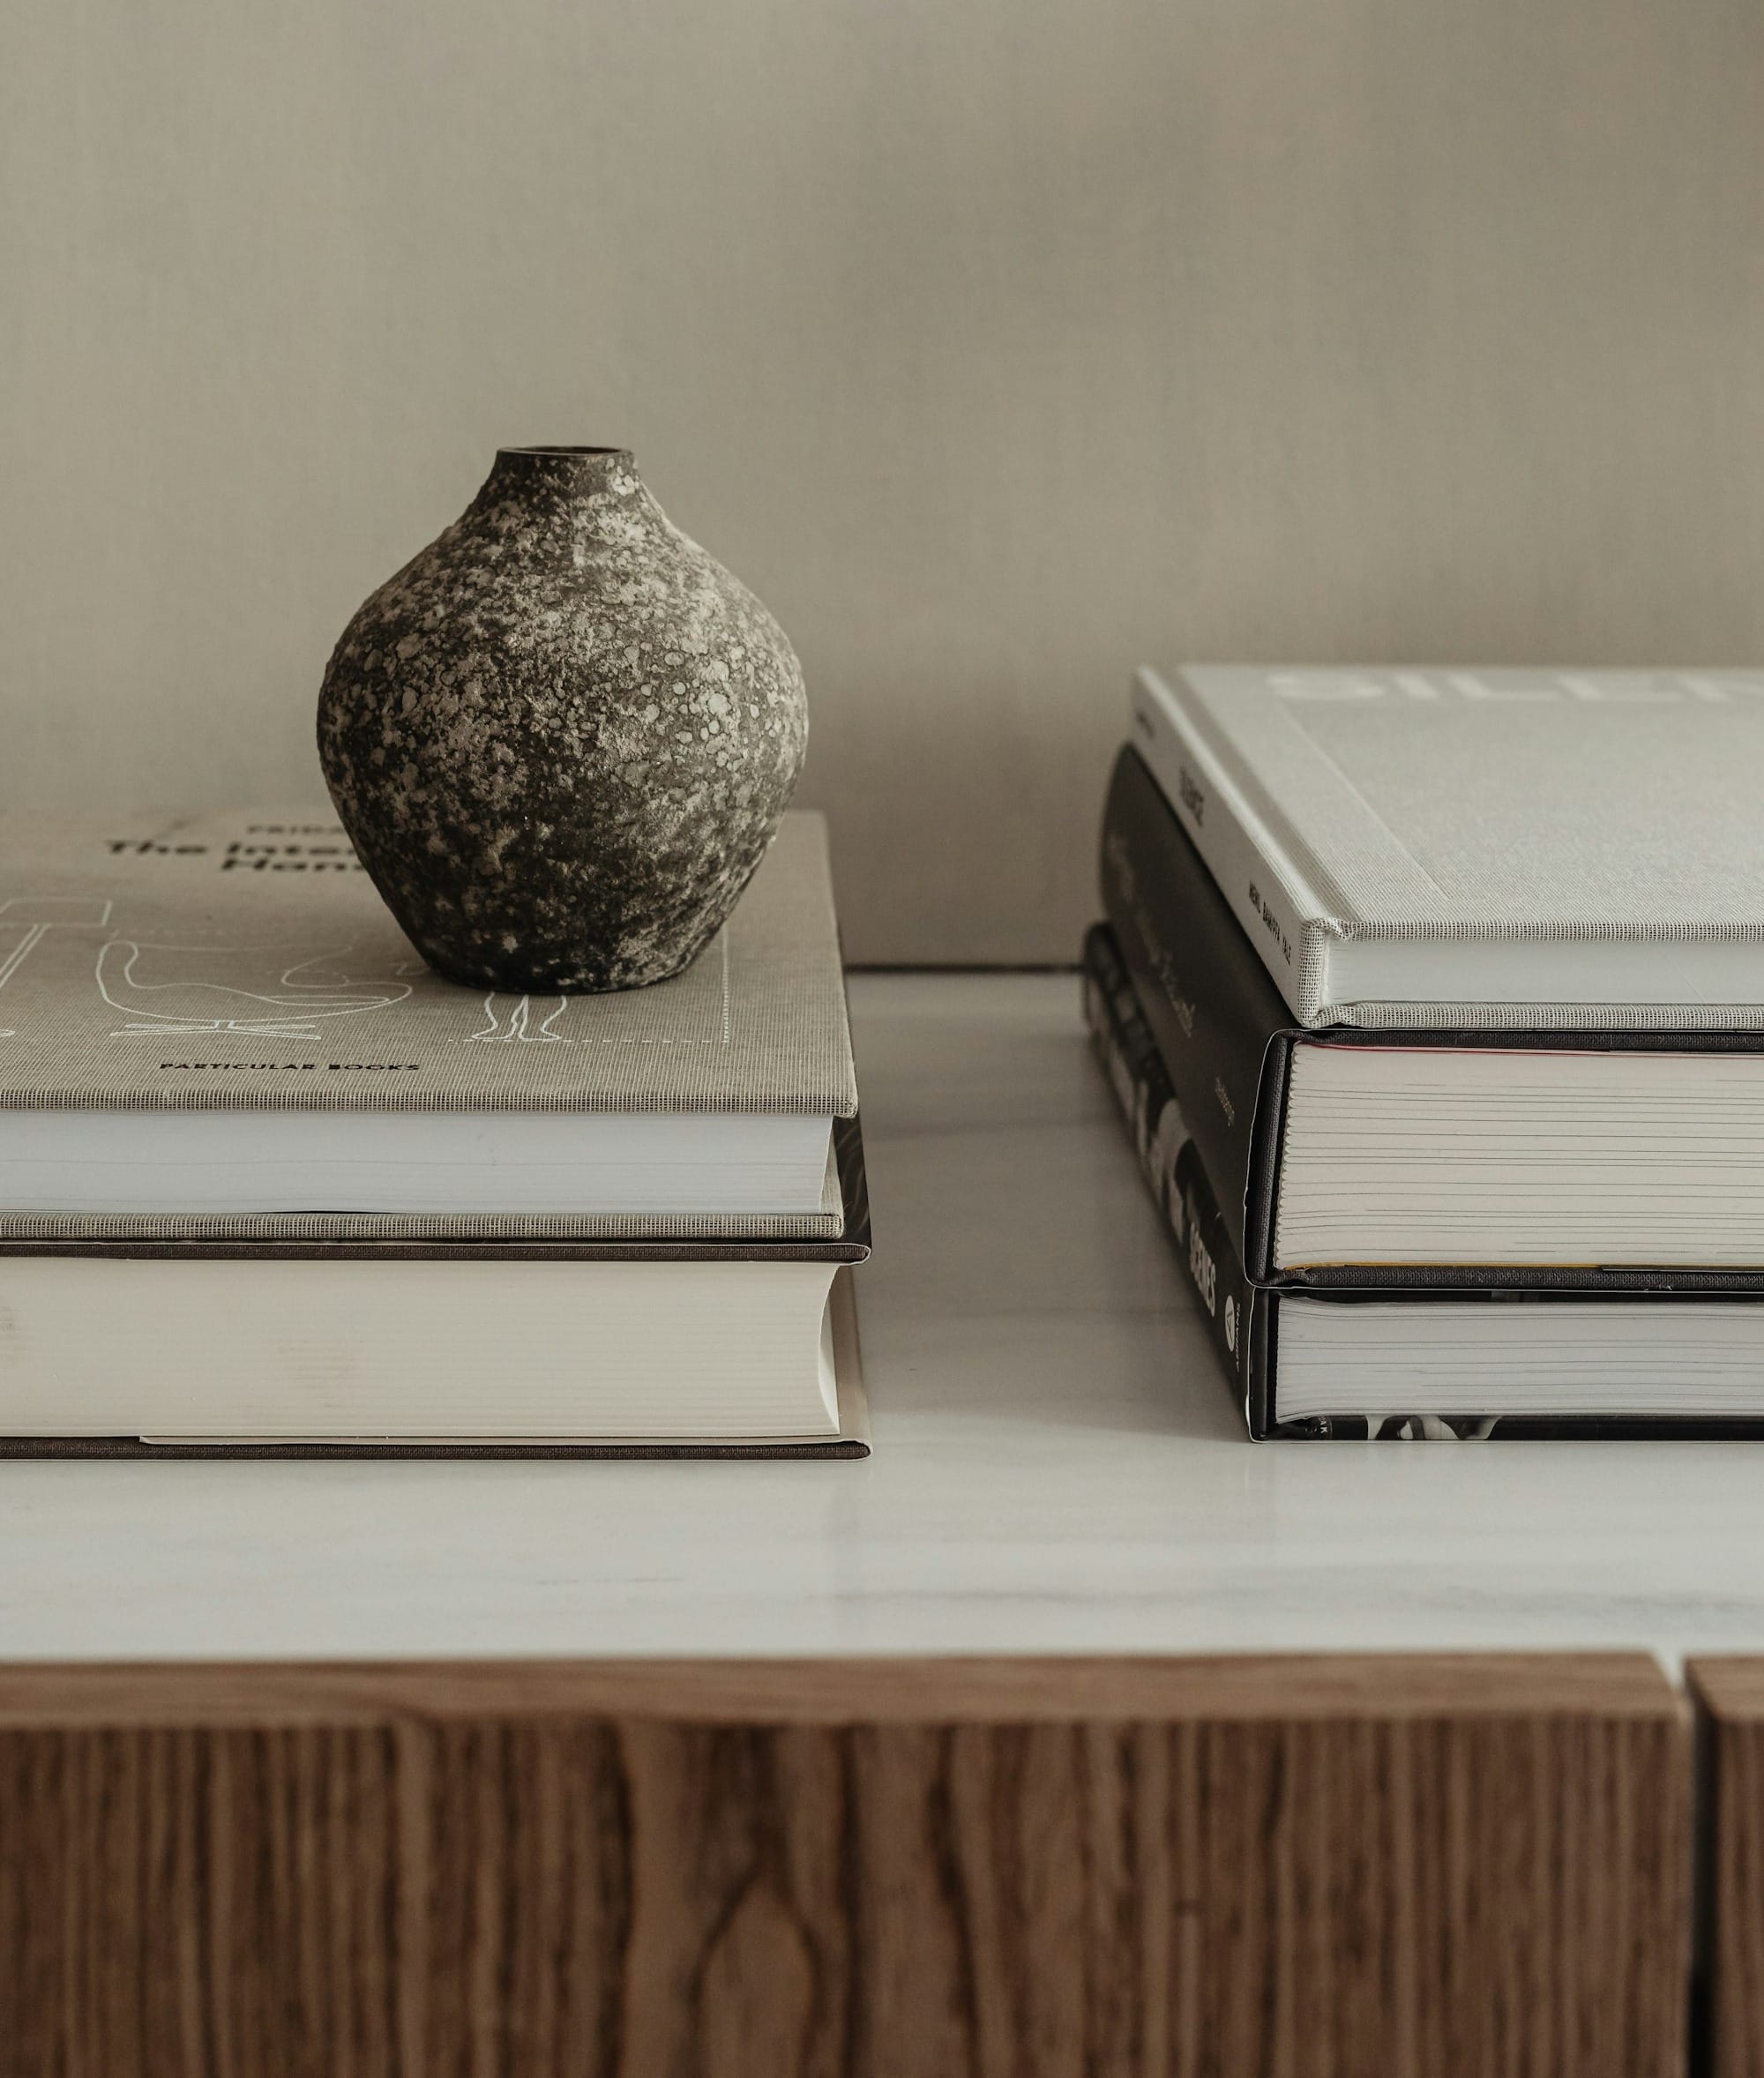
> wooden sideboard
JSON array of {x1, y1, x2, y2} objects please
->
[{"x1": 0, "y1": 1654, "x2": 1688, "y2": 2078}]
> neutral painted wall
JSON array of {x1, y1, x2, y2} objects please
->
[{"x1": 4, "y1": 0, "x2": 1763, "y2": 962}]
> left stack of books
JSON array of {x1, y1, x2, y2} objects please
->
[
  {"x1": 1088, "y1": 662, "x2": 1764, "y2": 1440},
  {"x1": 0, "y1": 808, "x2": 869, "y2": 1457}
]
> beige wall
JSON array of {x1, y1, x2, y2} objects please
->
[{"x1": 4, "y1": 0, "x2": 1763, "y2": 963}]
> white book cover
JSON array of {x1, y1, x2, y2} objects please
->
[{"x1": 1132, "y1": 665, "x2": 1764, "y2": 1028}]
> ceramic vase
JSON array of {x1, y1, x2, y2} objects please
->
[{"x1": 317, "y1": 446, "x2": 808, "y2": 991}]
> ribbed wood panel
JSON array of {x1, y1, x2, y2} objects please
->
[
  {"x1": 1685, "y1": 1660, "x2": 1764, "y2": 2077},
  {"x1": 0, "y1": 1655, "x2": 1689, "y2": 2076}
]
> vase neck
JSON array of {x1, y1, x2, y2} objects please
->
[{"x1": 477, "y1": 446, "x2": 645, "y2": 514}]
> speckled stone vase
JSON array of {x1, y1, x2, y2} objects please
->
[{"x1": 317, "y1": 446, "x2": 808, "y2": 991}]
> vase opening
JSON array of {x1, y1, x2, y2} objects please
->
[{"x1": 486, "y1": 445, "x2": 639, "y2": 500}]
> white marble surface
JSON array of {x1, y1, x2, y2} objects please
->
[{"x1": 2, "y1": 972, "x2": 1762, "y2": 1666}]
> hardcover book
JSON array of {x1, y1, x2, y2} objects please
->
[
  {"x1": 1132, "y1": 664, "x2": 1764, "y2": 1029},
  {"x1": 0, "y1": 805, "x2": 855, "y2": 1240},
  {"x1": 1101, "y1": 744, "x2": 1764, "y2": 1289},
  {"x1": 1085, "y1": 922, "x2": 1764, "y2": 1442}
]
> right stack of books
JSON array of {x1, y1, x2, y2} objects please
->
[{"x1": 1088, "y1": 663, "x2": 1764, "y2": 1440}]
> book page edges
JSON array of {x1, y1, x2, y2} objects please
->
[{"x1": 0, "y1": 1274, "x2": 871, "y2": 1461}]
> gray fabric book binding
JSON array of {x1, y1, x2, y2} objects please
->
[
  {"x1": 1132, "y1": 665, "x2": 1764, "y2": 1029},
  {"x1": 0, "y1": 805, "x2": 855, "y2": 1239}
]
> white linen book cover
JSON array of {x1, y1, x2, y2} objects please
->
[{"x1": 1132, "y1": 665, "x2": 1764, "y2": 1028}]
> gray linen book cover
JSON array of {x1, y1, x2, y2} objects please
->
[
  {"x1": 0, "y1": 804, "x2": 855, "y2": 1239},
  {"x1": 1134, "y1": 665, "x2": 1764, "y2": 1028}
]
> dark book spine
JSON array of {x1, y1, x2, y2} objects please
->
[
  {"x1": 1083, "y1": 924, "x2": 1270, "y2": 1437},
  {"x1": 1099, "y1": 745, "x2": 1292, "y2": 1277}
]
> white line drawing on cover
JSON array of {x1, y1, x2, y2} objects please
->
[
  {"x1": 462, "y1": 994, "x2": 569, "y2": 1043},
  {"x1": 0, "y1": 896, "x2": 116, "y2": 1035},
  {"x1": 98, "y1": 939, "x2": 416, "y2": 1039}
]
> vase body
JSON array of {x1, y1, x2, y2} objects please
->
[{"x1": 317, "y1": 447, "x2": 808, "y2": 991}]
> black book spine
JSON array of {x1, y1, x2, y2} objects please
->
[
  {"x1": 1083, "y1": 923, "x2": 1271, "y2": 1438},
  {"x1": 1099, "y1": 745, "x2": 1292, "y2": 1277}
]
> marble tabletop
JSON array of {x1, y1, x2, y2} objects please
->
[{"x1": 1, "y1": 972, "x2": 1760, "y2": 1668}]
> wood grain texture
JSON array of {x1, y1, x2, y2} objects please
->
[
  {"x1": 1685, "y1": 1660, "x2": 1764, "y2": 2077},
  {"x1": 0, "y1": 1651, "x2": 1684, "y2": 1727},
  {"x1": 0, "y1": 1656, "x2": 1689, "y2": 2077}
]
